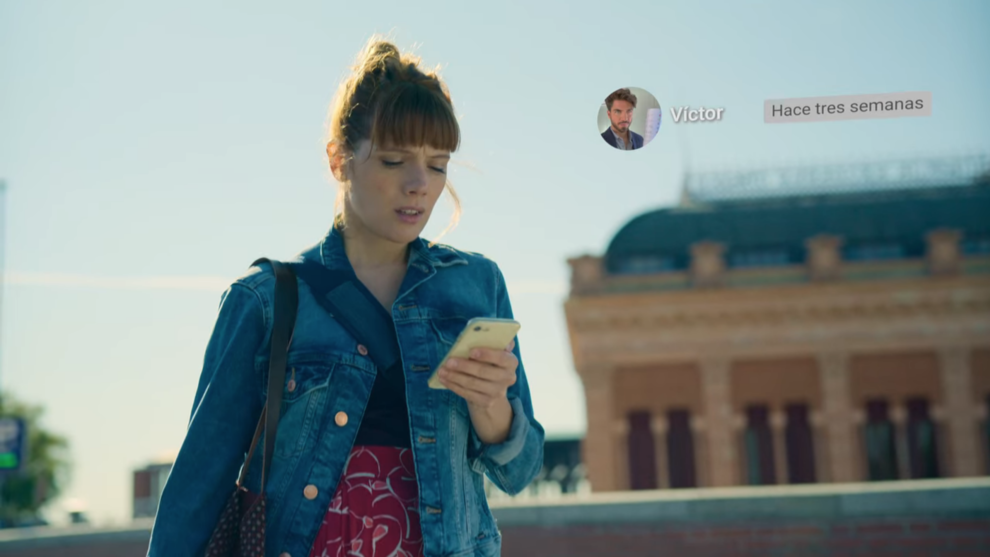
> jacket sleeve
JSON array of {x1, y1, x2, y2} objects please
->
[
  {"x1": 466, "y1": 264, "x2": 546, "y2": 496},
  {"x1": 147, "y1": 281, "x2": 269, "y2": 556}
]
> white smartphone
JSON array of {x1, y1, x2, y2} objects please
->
[{"x1": 428, "y1": 317, "x2": 521, "y2": 390}]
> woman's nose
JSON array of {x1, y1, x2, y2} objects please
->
[{"x1": 403, "y1": 164, "x2": 429, "y2": 192}]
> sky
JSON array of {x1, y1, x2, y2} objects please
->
[{"x1": 1, "y1": 0, "x2": 989, "y2": 526}]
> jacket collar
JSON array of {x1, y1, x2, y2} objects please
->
[{"x1": 319, "y1": 219, "x2": 467, "y2": 273}]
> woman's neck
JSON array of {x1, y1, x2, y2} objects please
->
[{"x1": 338, "y1": 215, "x2": 410, "y2": 270}]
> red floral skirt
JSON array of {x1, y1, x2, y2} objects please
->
[{"x1": 308, "y1": 445, "x2": 424, "y2": 557}]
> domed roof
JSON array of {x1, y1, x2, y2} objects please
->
[{"x1": 604, "y1": 183, "x2": 990, "y2": 274}]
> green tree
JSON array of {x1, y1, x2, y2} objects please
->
[{"x1": 0, "y1": 389, "x2": 71, "y2": 526}]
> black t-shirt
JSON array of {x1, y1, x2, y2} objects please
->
[{"x1": 352, "y1": 306, "x2": 412, "y2": 449}]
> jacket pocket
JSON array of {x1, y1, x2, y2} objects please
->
[
  {"x1": 430, "y1": 315, "x2": 470, "y2": 347},
  {"x1": 270, "y1": 359, "x2": 335, "y2": 465}
]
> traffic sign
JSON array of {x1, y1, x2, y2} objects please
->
[{"x1": 0, "y1": 418, "x2": 26, "y2": 472}]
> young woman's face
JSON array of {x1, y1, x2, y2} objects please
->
[{"x1": 344, "y1": 139, "x2": 451, "y2": 245}]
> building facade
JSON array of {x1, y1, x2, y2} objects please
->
[
  {"x1": 565, "y1": 159, "x2": 990, "y2": 491},
  {"x1": 132, "y1": 461, "x2": 173, "y2": 519}
]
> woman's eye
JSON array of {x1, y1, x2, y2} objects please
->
[{"x1": 381, "y1": 159, "x2": 445, "y2": 174}]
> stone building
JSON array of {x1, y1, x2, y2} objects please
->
[
  {"x1": 132, "y1": 459, "x2": 174, "y2": 519},
  {"x1": 565, "y1": 158, "x2": 990, "y2": 491}
]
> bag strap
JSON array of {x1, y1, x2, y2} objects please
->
[
  {"x1": 287, "y1": 259, "x2": 400, "y2": 372},
  {"x1": 235, "y1": 258, "x2": 298, "y2": 489},
  {"x1": 237, "y1": 406, "x2": 267, "y2": 488}
]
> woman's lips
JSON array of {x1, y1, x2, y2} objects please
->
[{"x1": 396, "y1": 208, "x2": 422, "y2": 224}]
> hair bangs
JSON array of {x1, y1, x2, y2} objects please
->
[{"x1": 370, "y1": 82, "x2": 460, "y2": 153}]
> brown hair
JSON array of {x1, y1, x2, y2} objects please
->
[
  {"x1": 605, "y1": 88, "x2": 638, "y2": 111},
  {"x1": 327, "y1": 36, "x2": 462, "y2": 239}
]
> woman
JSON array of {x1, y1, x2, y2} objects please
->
[{"x1": 148, "y1": 37, "x2": 545, "y2": 557}]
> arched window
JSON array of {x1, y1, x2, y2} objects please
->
[
  {"x1": 906, "y1": 398, "x2": 940, "y2": 479},
  {"x1": 627, "y1": 410, "x2": 658, "y2": 490},
  {"x1": 985, "y1": 395, "x2": 990, "y2": 475},
  {"x1": 666, "y1": 409, "x2": 697, "y2": 488},
  {"x1": 616, "y1": 255, "x2": 678, "y2": 275},
  {"x1": 743, "y1": 405, "x2": 776, "y2": 485},
  {"x1": 962, "y1": 236, "x2": 990, "y2": 255},
  {"x1": 728, "y1": 248, "x2": 793, "y2": 268},
  {"x1": 844, "y1": 242, "x2": 906, "y2": 262},
  {"x1": 784, "y1": 403, "x2": 817, "y2": 484},
  {"x1": 864, "y1": 399, "x2": 899, "y2": 481}
]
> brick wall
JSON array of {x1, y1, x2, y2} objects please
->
[
  {"x1": 498, "y1": 517, "x2": 990, "y2": 556},
  {"x1": 492, "y1": 478, "x2": 990, "y2": 557}
]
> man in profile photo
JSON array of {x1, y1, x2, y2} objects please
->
[{"x1": 601, "y1": 88, "x2": 643, "y2": 150}]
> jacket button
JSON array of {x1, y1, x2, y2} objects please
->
[
  {"x1": 335, "y1": 411, "x2": 348, "y2": 427},
  {"x1": 279, "y1": 553, "x2": 291, "y2": 557},
  {"x1": 357, "y1": 344, "x2": 369, "y2": 356},
  {"x1": 303, "y1": 484, "x2": 318, "y2": 500},
  {"x1": 286, "y1": 379, "x2": 296, "y2": 392}
]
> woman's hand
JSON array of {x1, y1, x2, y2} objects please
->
[{"x1": 438, "y1": 340, "x2": 518, "y2": 410}]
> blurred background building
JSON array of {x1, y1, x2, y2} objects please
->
[
  {"x1": 131, "y1": 459, "x2": 173, "y2": 520},
  {"x1": 566, "y1": 155, "x2": 990, "y2": 492},
  {"x1": 484, "y1": 434, "x2": 586, "y2": 501}
]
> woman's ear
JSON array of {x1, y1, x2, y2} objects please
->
[{"x1": 327, "y1": 140, "x2": 348, "y2": 182}]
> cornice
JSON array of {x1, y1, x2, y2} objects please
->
[{"x1": 566, "y1": 281, "x2": 990, "y2": 333}]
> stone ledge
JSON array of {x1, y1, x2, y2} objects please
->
[
  {"x1": 0, "y1": 519, "x2": 154, "y2": 549},
  {"x1": 489, "y1": 477, "x2": 990, "y2": 527}
]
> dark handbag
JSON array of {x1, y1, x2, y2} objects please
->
[{"x1": 204, "y1": 259, "x2": 298, "y2": 557}]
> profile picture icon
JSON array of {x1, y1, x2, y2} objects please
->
[{"x1": 598, "y1": 87, "x2": 662, "y2": 151}]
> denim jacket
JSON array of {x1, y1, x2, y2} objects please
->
[{"x1": 147, "y1": 224, "x2": 545, "y2": 557}]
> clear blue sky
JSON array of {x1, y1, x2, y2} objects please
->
[{"x1": 1, "y1": 0, "x2": 988, "y2": 526}]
